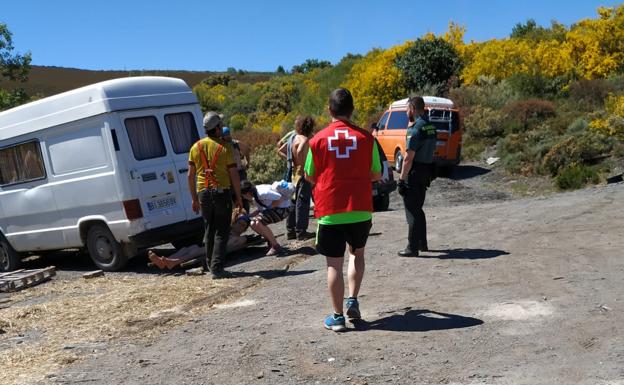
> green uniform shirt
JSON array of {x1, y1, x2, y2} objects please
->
[
  {"x1": 407, "y1": 116, "x2": 437, "y2": 164},
  {"x1": 304, "y1": 141, "x2": 381, "y2": 225}
]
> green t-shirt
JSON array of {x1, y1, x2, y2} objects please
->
[{"x1": 304, "y1": 140, "x2": 381, "y2": 225}]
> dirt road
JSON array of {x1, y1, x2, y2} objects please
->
[{"x1": 6, "y1": 165, "x2": 624, "y2": 385}]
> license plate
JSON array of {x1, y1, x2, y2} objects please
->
[{"x1": 147, "y1": 196, "x2": 177, "y2": 211}]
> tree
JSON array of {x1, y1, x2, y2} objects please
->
[
  {"x1": 276, "y1": 65, "x2": 286, "y2": 74},
  {"x1": 201, "y1": 74, "x2": 232, "y2": 87},
  {"x1": 395, "y1": 37, "x2": 462, "y2": 93},
  {"x1": 0, "y1": 23, "x2": 31, "y2": 111},
  {"x1": 511, "y1": 19, "x2": 567, "y2": 42},
  {"x1": 343, "y1": 43, "x2": 411, "y2": 121},
  {"x1": 291, "y1": 59, "x2": 332, "y2": 74}
]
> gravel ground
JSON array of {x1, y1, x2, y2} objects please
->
[{"x1": 3, "y1": 163, "x2": 624, "y2": 385}]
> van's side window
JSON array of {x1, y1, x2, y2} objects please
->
[
  {"x1": 387, "y1": 111, "x2": 409, "y2": 130},
  {"x1": 377, "y1": 112, "x2": 389, "y2": 130},
  {"x1": 125, "y1": 116, "x2": 167, "y2": 160},
  {"x1": 165, "y1": 112, "x2": 199, "y2": 154},
  {"x1": 0, "y1": 140, "x2": 46, "y2": 186}
]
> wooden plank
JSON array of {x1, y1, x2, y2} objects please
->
[
  {"x1": 0, "y1": 266, "x2": 56, "y2": 293},
  {"x1": 0, "y1": 269, "x2": 25, "y2": 279}
]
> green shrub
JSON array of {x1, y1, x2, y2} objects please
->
[
  {"x1": 246, "y1": 144, "x2": 286, "y2": 184},
  {"x1": 235, "y1": 130, "x2": 281, "y2": 148},
  {"x1": 506, "y1": 73, "x2": 569, "y2": 99},
  {"x1": 566, "y1": 117, "x2": 588, "y2": 134},
  {"x1": 228, "y1": 114, "x2": 248, "y2": 131},
  {"x1": 463, "y1": 106, "x2": 505, "y2": 138},
  {"x1": 449, "y1": 80, "x2": 517, "y2": 110},
  {"x1": 568, "y1": 79, "x2": 614, "y2": 107},
  {"x1": 500, "y1": 152, "x2": 523, "y2": 174},
  {"x1": 460, "y1": 139, "x2": 486, "y2": 161},
  {"x1": 502, "y1": 99, "x2": 556, "y2": 128},
  {"x1": 555, "y1": 164, "x2": 599, "y2": 190},
  {"x1": 541, "y1": 132, "x2": 614, "y2": 176}
]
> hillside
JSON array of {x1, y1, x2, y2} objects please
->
[{"x1": 0, "y1": 65, "x2": 273, "y2": 97}]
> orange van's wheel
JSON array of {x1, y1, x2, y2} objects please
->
[{"x1": 394, "y1": 150, "x2": 403, "y2": 173}]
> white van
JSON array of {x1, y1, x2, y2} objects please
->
[{"x1": 0, "y1": 77, "x2": 206, "y2": 271}]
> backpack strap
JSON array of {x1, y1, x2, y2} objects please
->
[{"x1": 196, "y1": 139, "x2": 225, "y2": 189}]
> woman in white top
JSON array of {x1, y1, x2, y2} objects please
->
[{"x1": 241, "y1": 180, "x2": 293, "y2": 256}]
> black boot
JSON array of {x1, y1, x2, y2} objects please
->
[{"x1": 398, "y1": 248, "x2": 418, "y2": 257}]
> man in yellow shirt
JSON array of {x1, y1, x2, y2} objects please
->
[{"x1": 188, "y1": 112, "x2": 243, "y2": 279}]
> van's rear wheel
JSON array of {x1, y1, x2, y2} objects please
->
[
  {"x1": 0, "y1": 237, "x2": 21, "y2": 272},
  {"x1": 86, "y1": 224, "x2": 128, "y2": 271},
  {"x1": 394, "y1": 150, "x2": 403, "y2": 173}
]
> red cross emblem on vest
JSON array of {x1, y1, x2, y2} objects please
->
[{"x1": 328, "y1": 129, "x2": 357, "y2": 159}]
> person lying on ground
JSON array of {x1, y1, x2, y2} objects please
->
[
  {"x1": 147, "y1": 211, "x2": 262, "y2": 269},
  {"x1": 240, "y1": 180, "x2": 293, "y2": 256}
]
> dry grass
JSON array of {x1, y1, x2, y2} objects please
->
[{"x1": 0, "y1": 273, "x2": 242, "y2": 385}]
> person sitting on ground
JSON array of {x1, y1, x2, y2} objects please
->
[{"x1": 240, "y1": 180, "x2": 292, "y2": 256}]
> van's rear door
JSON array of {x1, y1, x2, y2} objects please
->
[
  {"x1": 160, "y1": 108, "x2": 202, "y2": 222},
  {"x1": 120, "y1": 112, "x2": 187, "y2": 230}
]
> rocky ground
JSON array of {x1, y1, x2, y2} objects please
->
[{"x1": 2, "y1": 163, "x2": 623, "y2": 385}]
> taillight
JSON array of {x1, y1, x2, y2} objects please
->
[{"x1": 123, "y1": 199, "x2": 143, "y2": 220}]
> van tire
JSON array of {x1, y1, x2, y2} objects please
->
[
  {"x1": 0, "y1": 237, "x2": 21, "y2": 272},
  {"x1": 86, "y1": 224, "x2": 128, "y2": 271},
  {"x1": 394, "y1": 150, "x2": 403, "y2": 173}
]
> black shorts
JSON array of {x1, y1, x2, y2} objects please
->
[{"x1": 316, "y1": 220, "x2": 372, "y2": 257}]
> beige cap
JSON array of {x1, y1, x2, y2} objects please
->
[{"x1": 203, "y1": 111, "x2": 224, "y2": 130}]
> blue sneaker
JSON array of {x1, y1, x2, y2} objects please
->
[
  {"x1": 346, "y1": 298, "x2": 361, "y2": 320},
  {"x1": 323, "y1": 314, "x2": 346, "y2": 332}
]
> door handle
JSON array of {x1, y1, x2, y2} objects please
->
[{"x1": 178, "y1": 168, "x2": 188, "y2": 174}]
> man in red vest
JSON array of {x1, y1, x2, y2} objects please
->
[{"x1": 304, "y1": 88, "x2": 382, "y2": 332}]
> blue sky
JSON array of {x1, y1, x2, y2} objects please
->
[{"x1": 2, "y1": 0, "x2": 622, "y2": 72}]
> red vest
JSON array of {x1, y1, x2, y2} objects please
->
[{"x1": 309, "y1": 120, "x2": 374, "y2": 218}]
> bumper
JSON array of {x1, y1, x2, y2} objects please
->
[
  {"x1": 128, "y1": 217, "x2": 204, "y2": 249},
  {"x1": 373, "y1": 180, "x2": 397, "y2": 196}
]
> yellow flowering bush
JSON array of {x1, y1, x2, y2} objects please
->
[{"x1": 589, "y1": 94, "x2": 624, "y2": 140}]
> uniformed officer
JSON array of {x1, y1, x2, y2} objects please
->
[
  {"x1": 397, "y1": 96, "x2": 436, "y2": 257},
  {"x1": 188, "y1": 112, "x2": 243, "y2": 279}
]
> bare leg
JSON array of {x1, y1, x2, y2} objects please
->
[
  {"x1": 326, "y1": 256, "x2": 345, "y2": 314},
  {"x1": 251, "y1": 220, "x2": 278, "y2": 247},
  {"x1": 347, "y1": 246, "x2": 365, "y2": 298}
]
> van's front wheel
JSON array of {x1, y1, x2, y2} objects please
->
[
  {"x1": 0, "y1": 237, "x2": 21, "y2": 272},
  {"x1": 86, "y1": 224, "x2": 128, "y2": 271}
]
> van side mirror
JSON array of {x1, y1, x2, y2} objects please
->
[{"x1": 371, "y1": 122, "x2": 379, "y2": 131}]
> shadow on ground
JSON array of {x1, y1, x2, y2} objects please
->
[
  {"x1": 449, "y1": 165, "x2": 491, "y2": 181},
  {"x1": 354, "y1": 308, "x2": 483, "y2": 332},
  {"x1": 424, "y1": 248, "x2": 509, "y2": 260},
  {"x1": 230, "y1": 269, "x2": 316, "y2": 280},
  {"x1": 19, "y1": 239, "x2": 317, "y2": 277}
]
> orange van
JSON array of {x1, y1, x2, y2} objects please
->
[{"x1": 372, "y1": 96, "x2": 463, "y2": 175}]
